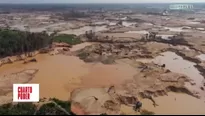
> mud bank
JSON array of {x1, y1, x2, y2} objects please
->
[
  {"x1": 164, "y1": 27, "x2": 191, "y2": 32},
  {"x1": 0, "y1": 51, "x2": 39, "y2": 67},
  {"x1": 70, "y1": 87, "x2": 144, "y2": 115},
  {"x1": 142, "y1": 92, "x2": 205, "y2": 115},
  {"x1": 136, "y1": 49, "x2": 205, "y2": 96},
  {"x1": 125, "y1": 30, "x2": 149, "y2": 34},
  {"x1": 164, "y1": 48, "x2": 201, "y2": 64},
  {"x1": 0, "y1": 69, "x2": 38, "y2": 95},
  {"x1": 196, "y1": 54, "x2": 205, "y2": 61},
  {"x1": 146, "y1": 36, "x2": 192, "y2": 47},
  {"x1": 151, "y1": 51, "x2": 205, "y2": 98},
  {"x1": 153, "y1": 52, "x2": 203, "y2": 84},
  {"x1": 164, "y1": 48, "x2": 205, "y2": 79}
]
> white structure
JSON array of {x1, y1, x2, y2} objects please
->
[{"x1": 169, "y1": 4, "x2": 194, "y2": 10}]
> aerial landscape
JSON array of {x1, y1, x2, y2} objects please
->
[{"x1": 0, "y1": 0, "x2": 205, "y2": 115}]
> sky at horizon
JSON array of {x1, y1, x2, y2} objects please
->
[{"x1": 0, "y1": 0, "x2": 205, "y2": 4}]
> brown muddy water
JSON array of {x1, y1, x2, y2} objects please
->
[
  {"x1": 0, "y1": 54, "x2": 137, "y2": 100},
  {"x1": 0, "y1": 49, "x2": 205, "y2": 114},
  {"x1": 136, "y1": 51, "x2": 205, "y2": 99}
]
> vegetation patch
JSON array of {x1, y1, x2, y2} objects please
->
[
  {"x1": 0, "y1": 98, "x2": 74, "y2": 115},
  {"x1": 0, "y1": 29, "x2": 51, "y2": 57},
  {"x1": 50, "y1": 98, "x2": 71, "y2": 112},
  {"x1": 53, "y1": 34, "x2": 82, "y2": 45},
  {"x1": 36, "y1": 102, "x2": 67, "y2": 115},
  {"x1": 0, "y1": 103, "x2": 36, "y2": 115}
]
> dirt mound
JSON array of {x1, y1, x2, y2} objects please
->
[
  {"x1": 0, "y1": 57, "x2": 14, "y2": 66},
  {"x1": 70, "y1": 88, "x2": 118, "y2": 115},
  {"x1": 23, "y1": 58, "x2": 38, "y2": 64},
  {"x1": 70, "y1": 87, "x2": 139, "y2": 115},
  {"x1": 0, "y1": 51, "x2": 39, "y2": 67},
  {"x1": 75, "y1": 43, "x2": 154, "y2": 64}
]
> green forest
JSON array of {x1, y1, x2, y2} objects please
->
[
  {"x1": 0, "y1": 98, "x2": 75, "y2": 115},
  {"x1": 0, "y1": 29, "x2": 52, "y2": 57},
  {"x1": 53, "y1": 34, "x2": 82, "y2": 45},
  {"x1": 0, "y1": 29, "x2": 82, "y2": 58}
]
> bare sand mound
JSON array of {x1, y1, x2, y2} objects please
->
[
  {"x1": 75, "y1": 43, "x2": 154, "y2": 64},
  {"x1": 142, "y1": 92, "x2": 205, "y2": 115},
  {"x1": 70, "y1": 42, "x2": 94, "y2": 52},
  {"x1": 71, "y1": 88, "x2": 115, "y2": 115},
  {"x1": 70, "y1": 87, "x2": 138, "y2": 115}
]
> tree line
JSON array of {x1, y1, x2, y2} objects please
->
[
  {"x1": 0, "y1": 98, "x2": 75, "y2": 115},
  {"x1": 0, "y1": 29, "x2": 52, "y2": 58}
]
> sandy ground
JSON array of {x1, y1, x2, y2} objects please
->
[
  {"x1": 142, "y1": 92, "x2": 205, "y2": 115},
  {"x1": 59, "y1": 26, "x2": 108, "y2": 36},
  {"x1": 100, "y1": 33, "x2": 142, "y2": 39},
  {"x1": 164, "y1": 27, "x2": 191, "y2": 32},
  {"x1": 122, "y1": 21, "x2": 136, "y2": 27},
  {"x1": 70, "y1": 42, "x2": 95, "y2": 52},
  {"x1": 121, "y1": 92, "x2": 205, "y2": 115},
  {"x1": 125, "y1": 30, "x2": 149, "y2": 34},
  {"x1": 196, "y1": 54, "x2": 205, "y2": 61},
  {"x1": 136, "y1": 51, "x2": 205, "y2": 99}
]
